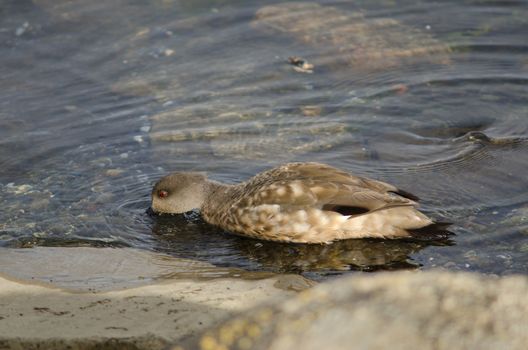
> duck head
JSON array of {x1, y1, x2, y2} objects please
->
[{"x1": 150, "y1": 172, "x2": 208, "y2": 214}]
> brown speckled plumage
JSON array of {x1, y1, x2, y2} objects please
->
[{"x1": 151, "y1": 162, "x2": 434, "y2": 243}]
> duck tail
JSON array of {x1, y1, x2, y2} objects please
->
[
  {"x1": 407, "y1": 221, "x2": 454, "y2": 241},
  {"x1": 390, "y1": 188, "x2": 420, "y2": 201}
]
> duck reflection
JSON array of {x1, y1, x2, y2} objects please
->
[{"x1": 150, "y1": 214, "x2": 453, "y2": 277}]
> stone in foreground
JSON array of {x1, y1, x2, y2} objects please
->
[{"x1": 178, "y1": 271, "x2": 528, "y2": 350}]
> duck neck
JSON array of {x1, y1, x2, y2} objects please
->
[{"x1": 201, "y1": 180, "x2": 234, "y2": 212}]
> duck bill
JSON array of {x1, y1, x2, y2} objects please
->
[{"x1": 145, "y1": 206, "x2": 158, "y2": 216}]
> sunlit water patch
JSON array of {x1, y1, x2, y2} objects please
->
[{"x1": 0, "y1": 0, "x2": 527, "y2": 281}]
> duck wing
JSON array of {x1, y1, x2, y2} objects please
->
[{"x1": 241, "y1": 162, "x2": 418, "y2": 217}]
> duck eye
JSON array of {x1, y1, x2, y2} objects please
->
[{"x1": 158, "y1": 190, "x2": 169, "y2": 198}]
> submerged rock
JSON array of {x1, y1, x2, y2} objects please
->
[
  {"x1": 141, "y1": 2, "x2": 451, "y2": 161},
  {"x1": 33, "y1": 0, "x2": 177, "y2": 23},
  {"x1": 149, "y1": 107, "x2": 350, "y2": 161},
  {"x1": 253, "y1": 2, "x2": 451, "y2": 71},
  {"x1": 180, "y1": 271, "x2": 528, "y2": 350}
]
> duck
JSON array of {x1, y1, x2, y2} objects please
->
[{"x1": 150, "y1": 162, "x2": 440, "y2": 244}]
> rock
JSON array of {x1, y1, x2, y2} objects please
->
[
  {"x1": 300, "y1": 105, "x2": 322, "y2": 117},
  {"x1": 141, "y1": 2, "x2": 452, "y2": 161},
  {"x1": 501, "y1": 206, "x2": 528, "y2": 226},
  {"x1": 5, "y1": 183, "x2": 33, "y2": 195},
  {"x1": 253, "y1": 2, "x2": 451, "y2": 71},
  {"x1": 105, "y1": 168, "x2": 124, "y2": 177},
  {"x1": 180, "y1": 271, "x2": 528, "y2": 350},
  {"x1": 0, "y1": 247, "x2": 307, "y2": 350},
  {"x1": 15, "y1": 22, "x2": 30, "y2": 36},
  {"x1": 33, "y1": 0, "x2": 176, "y2": 23},
  {"x1": 149, "y1": 107, "x2": 350, "y2": 161},
  {"x1": 29, "y1": 197, "x2": 50, "y2": 210}
]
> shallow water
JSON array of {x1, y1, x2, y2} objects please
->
[{"x1": 1, "y1": 0, "x2": 527, "y2": 281}]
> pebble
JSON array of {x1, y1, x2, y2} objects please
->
[
  {"x1": 90, "y1": 185, "x2": 105, "y2": 193},
  {"x1": 30, "y1": 198, "x2": 50, "y2": 210},
  {"x1": 15, "y1": 22, "x2": 29, "y2": 36},
  {"x1": 91, "y1": 157, "x2": 113, "y2": 167},
  {"x1": 443, "y1": 262, "x2": 457, "y2": 268},
  {"x1": 300, "y1": 106, "x2": 322, "y2": 117},
  {"x1": 105, "y1": 169, "x2": 124, "y2": 177},
  {"x1": 64, "y1": 105, "x2": 77, "y2": 112},
  {"x1": 519, "y1": 243, "x2": 528, "y2": 252},
  {"x1": 6, "y1": 184, "x2": 33, "y2": 195},
  {"x1": 463, "y1": 250, "x2": 478, "y2": 260},
  {"x1": 94, "y1": 193, "x2": 114, "y2": 204}
]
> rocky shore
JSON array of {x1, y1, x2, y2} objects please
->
[
  {"x1": 1, "y1": 248, "x2": 527, "y2": 350},
  {"x1": 0, "y1": 247, "x2": 312, "y2": 350},
  {"x1": 180, "y1": 271, "x2": 528, "y2": 350}
]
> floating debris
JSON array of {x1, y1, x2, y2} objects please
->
[{"x1": 288, "y1": 56, "x2": 314, "y2": 73}]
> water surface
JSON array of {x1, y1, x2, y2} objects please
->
[{"x1": 1, "y1": 0, "x2": 527, "y2": 281}]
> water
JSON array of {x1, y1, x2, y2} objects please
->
[{"x1": 1, "y1": 0, "x2": 527, "y2": 281}]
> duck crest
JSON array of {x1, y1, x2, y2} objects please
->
[{"x1": 153, "y1": 162, "x2": 444, "y2": 243}]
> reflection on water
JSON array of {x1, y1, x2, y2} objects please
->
[
  {"x1": 151, "y1": 215, "x2": 453, "y2": 279},
  {"x1": 0, "y1": 0, "x2": 527, "y2": 281}
]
